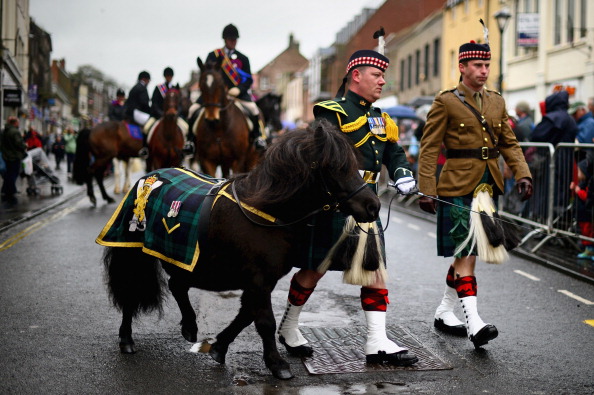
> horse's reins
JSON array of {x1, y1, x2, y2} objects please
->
[{"x1": 230, "y1": 164, "x2": 369, "y2": 228}]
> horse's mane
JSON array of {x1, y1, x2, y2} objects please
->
[{"x1": 238, "y1": 119, "x2": 360, "y2": 206}]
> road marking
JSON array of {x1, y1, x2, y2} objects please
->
[
  {"x1": 513, "y1": 270, "x2": 540, "y2": 281},
  {"x1": 407, "y1": 223, "x2": 420, "y2": 231},
  {"x1": 0, "y1": 205, "x2": 79, "y2": 251},
  {"x1": 584, "y1": 320, "x2": 594, "y2": 327},
  {"x1": 391, "y1": 217, "x2": 403, "y2": 224},
  {"x1": 558, "y1": 290, "x2": 594, "y2": 305},
  {"x1": 428, "y1": 232, "x2": 436, "y2": 238}
]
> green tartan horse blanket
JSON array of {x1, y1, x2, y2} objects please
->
[{"x1": 96, "y1": 168, "x2": 224, "y2": 271}]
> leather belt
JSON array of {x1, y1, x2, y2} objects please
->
[
  {"x1": 359, "y1": 170, "x2": 380, "y2": 184},
  {"x1": 446, "y1": 147, "x2": 500, "y2": 160}
]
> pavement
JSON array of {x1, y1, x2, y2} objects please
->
[{"x1": 2, "y1": 160, "x2": 593, "y2": 285}]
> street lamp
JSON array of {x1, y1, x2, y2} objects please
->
[{"x1": 494, "y1": 9, "x2": 512, "y2": 93}]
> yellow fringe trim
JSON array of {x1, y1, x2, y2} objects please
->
[
  {"x1": 382, "y1": 112, "x2": 399, "y2": 143},
  {"x1": 340, "y1": 114, "x2": 368, "y2": 133}
]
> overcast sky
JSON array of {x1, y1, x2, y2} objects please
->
[{"x1": 30, "y1": 0, "x2": 384, "y2": 93}]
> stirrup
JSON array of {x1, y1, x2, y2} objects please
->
[
  {"x1": 183, "y1": 141, "x2": 195, "y2": 156},
  {"x1": 138, "y1": 147, "x2": 149, "y2": 159}
]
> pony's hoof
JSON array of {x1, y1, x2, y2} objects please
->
[
  {"x1": 271, "y1": 366, "x2": 293, "y2": 380},
  {"x1": 208, "y1": 342, "x2": 228, "y2": 364},
  {"x1": 119, "y1": 341, "x2": 135, "y2": 354},
  {"x1": 90, "y1": 196, "x2": 97, "y2": 207},
  {"x1": 106, "y1": 197, "x2": 116, "y2": 204},
  {"x1": 181, "y1": 324, "x2": 198, "y2": 343}
]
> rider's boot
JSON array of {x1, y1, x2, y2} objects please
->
[
  {"x1": 455, "y1": 275, "x2": 498, "y2": 349},
  {"x1": 138, "y1": 132, "x2": 149, "y2": 159},
  {"x1": 278, "y1": 274, "x2": 315, "y2": 357},
  {"x1": 250, "y1": 115, "x2": 267, "y2": 151},
  {"x1": 434, "y1": 265, "x2": 466, "y2": 336},
  {"x1": 362, "y1": 287, "x2": 418, "y2": 366}
]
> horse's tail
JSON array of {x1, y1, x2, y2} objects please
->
[
  {"x1": 73, "y1": 128, "x2": 92, "y2": 185},
  {"x1": 103, "y1": 247, "x2": 167, "y2": 317}
]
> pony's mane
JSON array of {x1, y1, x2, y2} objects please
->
[{"x1": 238, "y1": 119, "x2": 360, "y2": 206}]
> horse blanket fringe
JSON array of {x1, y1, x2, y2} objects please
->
[{"x1": 96, "y1": 167, "x2": 221, "y2": 271}]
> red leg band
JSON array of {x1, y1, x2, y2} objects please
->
[
  {"x1": 288, "y1": 274, "x2": 315, "y2": 306},
  {"x1": 446, "y1": 265, "x2": 456, "y2": 288},
  {"x1": 361, "y1": 287, "x2": 389, "y2": 311},
  {"x1": 454, "y1": 276, "x2": 477, "y2": 298}
]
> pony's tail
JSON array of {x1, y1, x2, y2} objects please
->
[
  {"x1": 73, "y1": 128, "x2": 91, "y2": 185},
  {"x1": 103, "y1": 247, "x2": 167, "y2": 317}
]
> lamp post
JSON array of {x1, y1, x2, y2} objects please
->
[{"x1": 494, "y1": 9, "x2": 512, "y2": 93}]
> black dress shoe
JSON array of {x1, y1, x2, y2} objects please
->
[
  {"x1": 278, "y1": 335, "x2": 313, "y2": 357},
  {"x1": 470, "y1": 324, "x2": 498, "y2": 349},
  {"x1": 366, "y1": 350, "x2": 418, "y2": 366},
  {"x1": 434, "y1": 318, "x2": 467, "y2": 336}
]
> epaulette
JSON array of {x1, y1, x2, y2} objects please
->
[
  {"x1": 438, "y1": 87, "x2": 457, "y2": 95},
  {"x1": 314, "y1": 100, "x2": 347, "y2": 117},
  {"x1": 486, "y1": 88, "x2": 502, "y2": 96}
]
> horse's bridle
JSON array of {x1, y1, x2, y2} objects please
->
[{"x1": 231, "y1": 162, "x2": 369, "y2": 228}]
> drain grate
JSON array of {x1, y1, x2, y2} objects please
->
[{"x1": 299, "y1": 325, "x2": 452, "y2": 375}]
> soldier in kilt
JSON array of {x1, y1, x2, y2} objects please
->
[
  {"x1": 277, "y1": 50, "x2": 419, "y2": 366},
  {"x1": 417, "y1": 38, "x2": 533, "y2": 348}
]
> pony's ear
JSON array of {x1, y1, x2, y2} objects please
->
[
  {"x1": 197, "y1": 57, "x2": 204, "y2": 71},
  {"x1": 313, "y1": 119, "x2": 329, "y2": 149}
]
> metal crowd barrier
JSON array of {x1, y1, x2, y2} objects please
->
[{"x1": 391, "y1": 140, "x2": 594, "y2": 257}]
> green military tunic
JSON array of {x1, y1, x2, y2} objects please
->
[{"x1": 297, "y1": 90, "x2": 412, "y2": 271}]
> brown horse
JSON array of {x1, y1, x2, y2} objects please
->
[
  {"x1": 193, "y1": 57, "x2": 258, "y2": 177},
  {"x1": 73, "y1": 122, "x2": 143, "y2": 206},
  {"x1": 147, "y1": 88, "x2": 185, "y2": 171}
]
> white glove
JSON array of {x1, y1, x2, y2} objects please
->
[
  {"x1": 394, "y1": 176, "x2": 416, "y2": 195},
  {"x1": 228, "y1": 87, "x2": 240, "y2": 97}
]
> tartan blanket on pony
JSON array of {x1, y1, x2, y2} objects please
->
[{"x1": 96, "y1": 168, "x2": 222, "y2": 271}]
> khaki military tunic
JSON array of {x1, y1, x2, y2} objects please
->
[{"x1": 418, "y1": 83, "x2": 531, "y2": 197}]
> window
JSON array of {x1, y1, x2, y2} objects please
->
[
  {"x1": 415, "y1": 50, "x2": 421, "y2": 85},
  {"x1": 400, "y1": 59, "x2": 405, "y2": 91},
  {"x1": 554, "y1": 0, "x2": 562, "y2": 45},
  {"x1": 580, "y1": 0, "x2": 587, "y2": 38},
  {"x1": 407, "y1": 55, "x2": 412, "y2": 89},
  {"x1": 433, "y1": 38, "x2": 440, "y2": 77},
  {"x1": 424, "y1": 44, "x2": 430, "y2": 81},
  {"x1": 568, "y1": 0, "x2": 575, "y2": 43}
]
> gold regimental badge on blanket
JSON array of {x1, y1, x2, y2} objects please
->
[{"x1": 129, "y1": 175, "x2": 163, "y2": 232}]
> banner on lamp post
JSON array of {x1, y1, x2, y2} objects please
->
[{"x1": 517, "y1": 13, "x2": 539, "y2": 47}]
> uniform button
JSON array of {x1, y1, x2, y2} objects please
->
[
  {"x1": 498, "y1": 123, "x2": 501, "y2": 127},
  {"x1": 371, "y1": 140, "x2": 376, "y2": 145},
  {"x1": 375, "y1": 150, "x2": 379, "y2": 155},
  {"x1": 376, "y1": 160, "x2": 379, "y2": 165},
  {"x1": 460, "y1": 123, "x2": 465, "y2": 127},
  {"x1": 482, "y1": 127, "x2": 486, "y2": 131},
  {"x1": 484, "y1": 137, "x2": 488, "y2": 142}
]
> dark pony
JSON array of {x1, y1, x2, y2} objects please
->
[
  {"x1": 193, "y1": 57, "x2": 259, "y2": 177},
  {"x1": 256, "y1": 92, "x2": 283, "y2": 136},
  {"x1": 147, "y1": 88, "x2": 184, "y2": 171},
  {"x1": 73, "y1": 122, "x2": 142, "y2": 206},
  {"x1": 102, "y1": 119, "x2": 380, "y2": 379}
]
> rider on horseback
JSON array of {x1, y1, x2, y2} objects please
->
[
  {"x1": 124, "y1": 71, "x2": 151, "y2": 158},
  {"x1": 189, "y1": 23, "x2": 267, "y2": 151},
  {"x1": 144, "y1": 67, "x2": 192, "y2": 155}
]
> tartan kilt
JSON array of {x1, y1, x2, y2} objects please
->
[
  {"x1": 436, "y1": 171, "x2": 497, "y2": 257},
  {"x1": 296, "y1": 210, "x2": 386, "y2": 271}
]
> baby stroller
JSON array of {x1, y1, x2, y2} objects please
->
[{"x1": 22, "y1": 147, "x2": 63, "y2": 196}]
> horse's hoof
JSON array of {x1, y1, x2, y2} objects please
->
[
  {"x1": 106, "y1": 197, "x2": 116, "y2": 204},
  {"x1": 208, "y1": 342, "x2": 228, "y2": 364},
  {"x1": 119, "y1": 342, "x2": 136, "y2": 354},
  {"x1": 271, "y1": 366, "x2": 293, "y2": 380},
  {"x1": 181, "y1": 324, "x2": 198, "y2": 343},
  {"x1": 90, "y1": 197, "x2": 97, "y2": 207}
]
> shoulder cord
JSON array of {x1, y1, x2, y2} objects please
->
[{"x1": 452, "y1": 89, "x2": 498, "y2": 146}]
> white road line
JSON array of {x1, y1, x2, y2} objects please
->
[
  {"x1": 558, "y1": 290, "x2": 594, "y2": 305},
  {"x1": 391, "y1": 217, "x2": 403, "y2": 224},
  {"x1": 428, "y1": 232, "x2": 436, "y2": 238},
  {"x1": 407, "y1": 223, "x2": 420, "y2": 231},
  {"x1": 513, "y1": 270, "x2": 540, "y2": 281}
]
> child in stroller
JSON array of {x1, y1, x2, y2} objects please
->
[{"x1": 22, "y1": 147, "x2": 63, "y2": 196}]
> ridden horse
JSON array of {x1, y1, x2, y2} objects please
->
[
  {"x1": 147, "y1": 88, "x2": 185, "y2": 171},
  {"x1": 100, "y1": 119, "x2": 380, "y2": 379},
  {"x1": 73, "y1": 122, "x2": 143, "y2": 206},
  {"x1": 256, "y1": 92, "x2": 283, "y2": 138},
  {"x1": 193, "y1": 57, "x2": 257, "y2": 177}
]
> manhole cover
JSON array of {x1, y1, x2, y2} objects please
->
[{"x1": 299, "y1": 325, "x2": 452, "y2": 375}]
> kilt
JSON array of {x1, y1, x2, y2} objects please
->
[
  {"x1": 297, "y1": 210, "x2": 385, "y2": 271},
  {"x1": 436, "y1": 171, "x2": 497, "y2": 257}
]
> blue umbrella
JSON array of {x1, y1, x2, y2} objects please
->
[{"x1": 383, "y1": 105, "x2": 418, "y2": 119}]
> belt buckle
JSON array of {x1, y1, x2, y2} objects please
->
[{"x1": 481, "y1": 147, "x2": 489, "y2": 160}]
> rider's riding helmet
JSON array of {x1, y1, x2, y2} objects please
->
[
  {"x1": 116, "y1": 88, "x2": 125, "y2": 97},
  {"x1": 163, "y1": 67, "x2": 174, "y2": 77},
  {"x1": 222, "y1": 24, "x2": 239, "y2": 40},
  {"x1": 138, "y1": 71, "x2": 151, "y2": 81}
]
